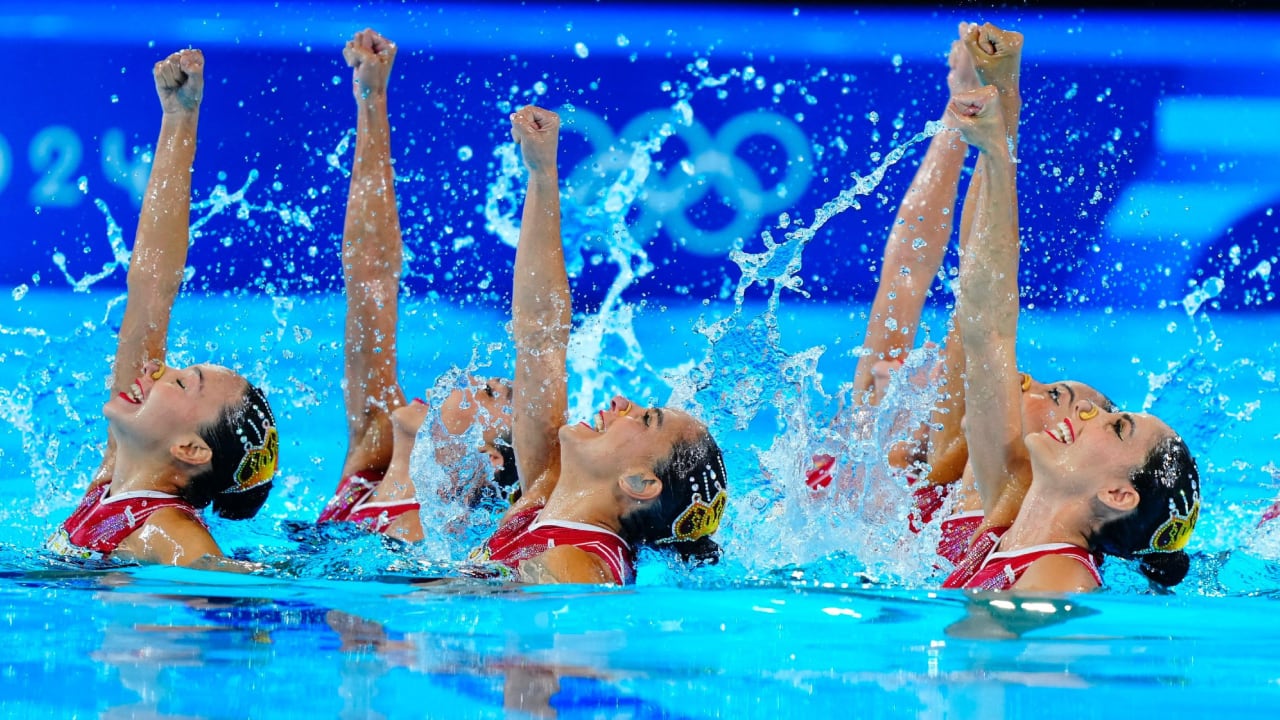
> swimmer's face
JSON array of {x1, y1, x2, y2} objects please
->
[
  {"x1": 560, "y1": 395, "x2": 703, "y2": 482},
  {"x1": 439, "y1": 377, "x2": 512, "y2": 444},
  {"x1": 1025, "y1": 404, "x2": 1172, "y2": 496},
  {"x1": 391, "y1": 377, "x2": 513, "y2": 463},
  {"x1": 1019, "y1": 377, "x2": 1112, "y2": 435},
  {"x1": 104, "y1": 362, "x2": 247, "y2": 449}
]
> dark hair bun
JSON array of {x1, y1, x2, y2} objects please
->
[
  {"x1": 212, "y1": 482, "x2": 272, "y2": 520},
  {"x1": 1138, "y1": 550, "x2": 1190, "y2": 587},
  {"x1": 669, "y1": 535, "x2": 721, "y2": 566}
]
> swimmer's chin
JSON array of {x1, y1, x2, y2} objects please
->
[
  {"x1": 102, "y1": 396, "x2": 137, "y2": 420},
  {"x1": 559, "y1": 422, "x2": 599, "y2": 444}
]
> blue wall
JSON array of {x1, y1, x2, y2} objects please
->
[{"x1": 3, "y1": 2, "x2": 1279, "y2": 309}]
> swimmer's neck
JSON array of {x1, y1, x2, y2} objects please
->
[
  {"x1": 536, "y1": 467, "x2": 625, "y2": 536},
  {"x1": 998, "y1": 485, "x2": 1091, "y2": 552},
  {"x1": 107, "y1": 447, "x2": 188, "y2": 497}
]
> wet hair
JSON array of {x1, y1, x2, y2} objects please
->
[
  {"x1": 182, "y1": 381, "x2": 279, "y2": 520},
  {"x1": 493, "y1": 433, "x2": 519, "y2": 496},
  {"x1": 618, "y1": 429, "x2": 729, "y2": 565},
  {"x1": 1091, "y1": 434, "x2": 1200, "y2": 587}
]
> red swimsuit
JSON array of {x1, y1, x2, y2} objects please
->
[
  {"x1": 941, "y1": 524, "x2": 1102, "y2": 591},
  {"x1": 474, "y1": 506, "x2": 635, "y2": 585},
  {"x1": 936, "y1": 510, "x2": 985, "y2": 566},
  {"x1": 49, "y1": 484, "x2": 205, "y2": 562},
  {"x1": 318, "y1": 470, "x2": 420, "y2": 535}
]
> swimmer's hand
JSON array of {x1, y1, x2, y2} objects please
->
[
  {"x1": 962, "y1": 22, "x2": 1022, "y2": 93},
  {"x1": 153, "y1": 49, "x2": 204, "y2": 115},
  {"x1": 945, "y1": 86, "x2": 1008, "y2": 159},
  {"x1": 510, "y1": 105, "x2": 561, "y2": 176},
  {"x1": 344, "y1": 28, "x2": 397, "y2": 101}
]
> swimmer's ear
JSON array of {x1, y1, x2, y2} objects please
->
[
  {"x1": 170, "y1": 436, "x2": 213, "y2": 468},
  {"x1": 1097, "y1": 484, "x2": 1139, "y2": 514},
  {"x1": 619, "y1": 472, "x2": 661, "y2": 502}
]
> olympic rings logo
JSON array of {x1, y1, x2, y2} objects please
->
[{"x1": 559, "y1": 107, "x2": 813, "y2": 256}]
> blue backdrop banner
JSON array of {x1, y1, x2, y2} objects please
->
[{"x1": 3, "y1": 2, "x2": 1278, "y2": 310}]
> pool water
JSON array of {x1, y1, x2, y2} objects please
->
[{"x1": 3, "y1": 290, "x2": 1280, "y2": 718}]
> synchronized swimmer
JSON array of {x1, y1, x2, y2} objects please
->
[{"x1": 50, "y1": 23, "x2": 1207, "y2": 593}]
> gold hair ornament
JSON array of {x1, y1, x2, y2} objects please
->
[
  {"x1": 1135, "y1": 495, "x2": 1200, "y2": 555},
  {"x1": 665, "y1": 487, "x2": 727, "y2": 543},
  {"x1": 230, "y1": 426, "x2": 279, "y2": 493}
]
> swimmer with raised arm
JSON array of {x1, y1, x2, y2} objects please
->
[
  {"x1": 469, "y1": 105, "x2": 729, "y2": 585},
  {"x1": 941, "y1": 57, "x2": 1200, "y2": 591},
  {"x1": 830, "y1": 25, "x2": 1122, "y2": 556},
  {"x1": 49, "y1": 50, "x2": 279, "y2": 569},
  {"x1": 317, "y1": 28, "x2": 516, "y2": 542}
]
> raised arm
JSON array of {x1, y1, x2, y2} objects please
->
[
  {"x1": 339, "y1": 29, "x2": 406, "y2": 478},
  {"x1": 926, "y1": 23, "x2": 1024, "y2": 491},
  {"x1": 946, "y1": 86, "x2": 1029, "y2": 527},
  {"x1": 93, "y1": 50, "x2": 205, "y2": 489},
  {"x1": 509, "y1": 106, "x2": 567, "y2": 507},
  {"x1": 850, "y1": 36, "x2": 974, "y2": 404}
]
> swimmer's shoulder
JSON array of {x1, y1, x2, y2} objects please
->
[
  {"x1": 1012, "y1": 553, "x2": 1100, "y2": 593},
  {"x1": 116, "y1": 507, "x2": 224, "y2": 568},
  {"x1": 517, "y1": 544, "x2": 615, "y2": 585}
]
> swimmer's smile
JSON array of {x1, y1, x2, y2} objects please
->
[
  {"x1": 1045, "y1": 418, "x2": 1076, "y2": 445},
  {"x1": 119, "y1": 379, "x2": 147, "y2": 405}
]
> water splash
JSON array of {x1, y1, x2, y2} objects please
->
[
  {"x1": 409, "y1": 358, "x2": 510, "y2": 563},
  {"x1": 52, "y1": 169, "x2": 317, "y2": 294},
  {"x1": 672, "y1": 122, "x2": 948, "y2": 583}
]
